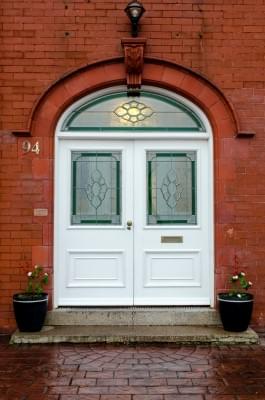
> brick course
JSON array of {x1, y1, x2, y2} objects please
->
[{"x1": 1, "y1": 0, "x2": 265, "y2": 332}]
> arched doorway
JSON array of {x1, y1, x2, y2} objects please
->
[{"x1": 54, "y1": 86, "x2": 214, "y2": 307}]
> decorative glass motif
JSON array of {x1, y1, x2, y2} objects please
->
[
  {"x1": 161, "y1": 169, "x2": 183, "y2": 209},
  {"x1": 71, "y1": 152, "x2": 121, "y2": 224},
  {"x1": 114, "y1": 100, "x2": 153, "y2": 124},
  {"x1": 86, "y1": 169, "x2": 108, "y2": 209},
  {"x1": 147, "y1": 151, "x2": 196, "y2": 225}
]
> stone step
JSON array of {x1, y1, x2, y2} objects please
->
[
  {"x1": 45, "y1": 307, "x2": 221, "y2": 326},
  {"x1": 10, "y1": 325, "x2": 259, "y2": 345}
]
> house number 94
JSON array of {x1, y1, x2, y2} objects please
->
[{"x1": 22, "y1": 141, "x2": 40, "y2": 154}]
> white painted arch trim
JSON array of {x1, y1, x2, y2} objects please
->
[{"x1": 54, "y1": 85, "x2": 214, "y2": 308}]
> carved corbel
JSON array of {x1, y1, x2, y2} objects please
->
[{"x1": 121, "y1": 38, "x2": 147, "y2": 95}]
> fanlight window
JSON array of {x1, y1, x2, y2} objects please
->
[{"x1": 62, "y1": 91, "x2": 205, "y2": 132}]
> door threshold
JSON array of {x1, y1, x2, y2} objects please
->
[
  {"x1": 10, "y1": 326, "x2": 259, "y2": 345},
  {"x1": 46, "y1": 306, "x2": 220, "y2": 326},
  {"x1": 57, "y1": 305, "x2": 213, "y2": 310}
]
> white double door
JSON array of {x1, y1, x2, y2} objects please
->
[{"x1": 55, "y1": 138, "x2": 212, "y2": 306}]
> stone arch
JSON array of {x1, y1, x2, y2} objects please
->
[{"x1": 24, "y1": 57, "x2": 238, "y2": 139}]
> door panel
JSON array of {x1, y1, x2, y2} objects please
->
[
  {"x1": 133, "y1": 140, "x2": 211, "y2": 305},
  {"x1": 55, "y1": 140, "x2": 134, "y2": 305}
]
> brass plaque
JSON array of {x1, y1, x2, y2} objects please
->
[{"x1": 161, "y1": 236, "x2": 183, "y2": 243}]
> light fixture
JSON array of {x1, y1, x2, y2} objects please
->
[{"x1": 124, "y1": 1, "x2": 145, "y2": 37}]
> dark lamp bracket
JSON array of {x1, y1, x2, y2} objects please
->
[{"x1": 125, "y1": 1, "x2": 145, "y2": 37}]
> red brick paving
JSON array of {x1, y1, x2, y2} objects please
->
[{"x1": 1, "y1": 338, "x2": 265, "y2": 399}]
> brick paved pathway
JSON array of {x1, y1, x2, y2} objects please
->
[{"x1": 1, "y1": 338, "x2": 265, "y2": 400}]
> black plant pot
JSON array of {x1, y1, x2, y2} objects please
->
[
  {"x1": 13, "y1": 293, "x2": 48, "y2": 332},
  {"x1": 218, "y1": 293, "x2": 254, "y2": 332}
]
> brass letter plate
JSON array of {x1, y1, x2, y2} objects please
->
[{"x1": 161, "y1": 236, "x2": 183, "y2": 243}]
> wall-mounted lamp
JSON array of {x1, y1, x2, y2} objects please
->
[{"x1": 124, "y1": 1, "x2": 145, "y2": 37}]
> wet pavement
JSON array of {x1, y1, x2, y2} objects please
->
[{"x1": 1, "y1": 335, "x2": 265, "y2": 400}]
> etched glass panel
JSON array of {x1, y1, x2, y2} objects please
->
[
  {"x1": 71, "y1": 151, "x2": 121, "y2": 224},
  {"x1": 147, "y1": 151, "x2": 196, "y2": 225},
  {"x1": 63, "y1": 92, "x2": 205, "y2": 132}
]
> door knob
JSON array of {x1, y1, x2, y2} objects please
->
[{"x1": 127, "y1": 220, "x2": 133, "y2": 230}]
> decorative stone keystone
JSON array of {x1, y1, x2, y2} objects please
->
[{"x1": 121, "y1": 38, "x2": 147, "y2": 94}]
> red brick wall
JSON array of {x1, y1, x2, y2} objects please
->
[{"x1": 1, "y1": 0, "x2": 265, "y2": 332}]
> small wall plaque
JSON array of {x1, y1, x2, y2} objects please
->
[
  {"x1": 161, "y1": 236, "x2": 183, "y2": 243},
  {"x1": 34, "y1": 208, "x2": 48, "y2": 217}
]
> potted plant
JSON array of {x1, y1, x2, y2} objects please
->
[
  {"x1": 218, "y1": 256, "x2": 254, "y2": 332},
  {"x1": 13, "y1": 265, "x2": 49, "y2": 332}
]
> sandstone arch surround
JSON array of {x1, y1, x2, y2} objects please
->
[{"x1": 28, "y1": 57, "x2": 238, "y2": 139}]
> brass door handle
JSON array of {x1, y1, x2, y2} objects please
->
[{"x1": 127, "y1": 220, "x2": 133, "y2": 230}]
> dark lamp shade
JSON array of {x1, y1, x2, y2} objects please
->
[{"x1": 125, "y1": 1, "x2": 145, "y2": 22}]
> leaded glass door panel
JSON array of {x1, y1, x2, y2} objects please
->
[
  {"x1": 71, "y1": 151, "x2": 121, "y2": 225},
  {"x1": 147, "y1": 151, "x2": 196, "y2": 225}
]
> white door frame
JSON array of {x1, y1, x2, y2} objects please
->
[{"x1": 54, "y1": 86, "x2": 214, "y2": 308}]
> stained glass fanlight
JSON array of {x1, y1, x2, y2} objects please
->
[{"x1": 62, "y1": 91, "x2": 205, "y2": 132}]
